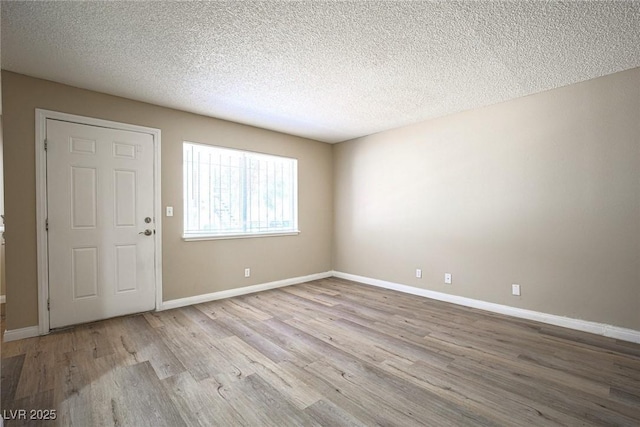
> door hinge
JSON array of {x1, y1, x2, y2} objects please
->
[
  {"x1": 47, "y1": 298, "x2": 50, "y2": 311},
  {"x1": 45, "y1": 218, "x2": 49, "y2": 231},
  {"x1": 44, "y1": 139, "x2": 48, "y2": 150}
]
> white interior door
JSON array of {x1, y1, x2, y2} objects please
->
[{"x1": 47, "y1": 119, "x2": 156, "y2": 328}]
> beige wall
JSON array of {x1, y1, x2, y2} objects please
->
[
  {"x1": 2, "y1": 71, "x2": 333, "y2": 330},
  {"x1": 3, "y1": 68, "x2": 639, "y2": 332},
  {"x1": 334, "y1": 68, "x2": 640, "y2": 330},
  {"x1": 1, "y1": 118, "x2": 4, "y2": 298}
]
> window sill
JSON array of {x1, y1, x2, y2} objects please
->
[{"x1": 182, "y1": 230, "x2": 300, "y2": 241}]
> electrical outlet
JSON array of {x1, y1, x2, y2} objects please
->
[
  {"x1": 444, "y1": 273, "x2": 452, "y2": 284},
  {"x1": 244, "y1": 268, "x2": 251, "y2": 278},
  {"x1": 416, "y1": 269, "x2": 422, "y2": 278},
  {"x1": 166, "y1": 206, "x2": 173, "y2": 217},
  {"x1": 512, "y1": 284, "x2": 521, "y2": 296}
]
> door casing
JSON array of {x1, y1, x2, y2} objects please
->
[{"x1": 35, "y1": 109, "x2": 163, "y2": 335}]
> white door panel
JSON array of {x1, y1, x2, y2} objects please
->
[{"x1": 47, "y1": 119, "x2": 155, "y2": 328}]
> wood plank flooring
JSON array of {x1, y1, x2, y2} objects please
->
[{"x1": 2, "y1": 277, "x2": 640, "y2": 426}]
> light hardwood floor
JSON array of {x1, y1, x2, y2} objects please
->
[{"x1": 2, "y1": 277, "x2": 640, "y2": 426}]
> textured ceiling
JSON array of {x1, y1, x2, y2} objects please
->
[{"x1": 2, "y1": 1, "x2": 640, "y2": 143}]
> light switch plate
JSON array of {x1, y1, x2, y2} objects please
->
[{"x1": 166, "y1": 206, "x2": 174, "y2": 217}]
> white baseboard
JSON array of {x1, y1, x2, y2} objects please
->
[
  {"x1": 8, "y1": 272, "x2": 637, "y2": 344},
  {"x1": 3, "y1": 325, "x2": 40, "y2": 342},
  {"x1": 160, "y1": 271, "x2": 333, "y2": 311},
  {"x1": 332, "y1": 271, "x2": 640, "y2": 344},
  {"x1": 0, "y1": 295, "x2": 5, "y2": 304},
  {"x1": 2, "y1": 272, "x2": 332, "y2": 342}
]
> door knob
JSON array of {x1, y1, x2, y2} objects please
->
[{"x1": 139, "y1": 229, "x2": 153, "y2": 236}]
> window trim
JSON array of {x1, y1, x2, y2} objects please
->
[
  {"x1": 182, "y1": 230, "x2": 300, "y2": 242},
  {"x1": 182, "y1": 141, "x2": 299, "y2": 241}
]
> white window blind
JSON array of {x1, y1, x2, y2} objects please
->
[{"x1": 183, "y1": 142, "x2": 298, "y2": 239}]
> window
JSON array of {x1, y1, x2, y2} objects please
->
[{"x1": 183, "y1": 142, "x2": 298, "y2": 239}]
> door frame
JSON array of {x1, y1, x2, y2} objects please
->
[{"x1": 35, "y1": 109, "x2": 163, "y2": 335}]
